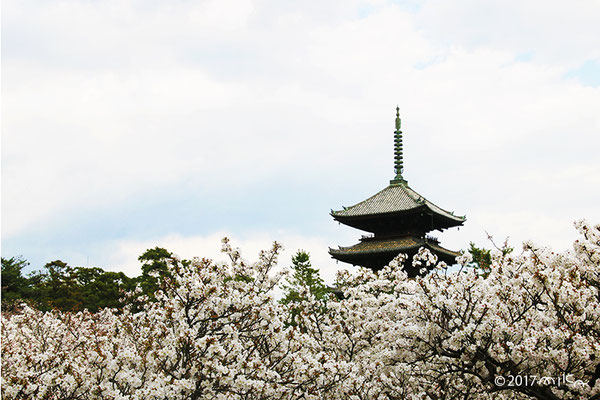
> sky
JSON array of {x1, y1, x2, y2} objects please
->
[{"x1": 2, "y1": 0, "x2": 600, "y2": 284}]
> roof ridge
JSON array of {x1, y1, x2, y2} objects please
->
[
  {"x1": 333, "y1": 184, "x2": 397, "y2": 214},
  {"x1": 408, "y1": 184, "x2": 466, "y2": 220},
  {"x1": 331, "y1": 182, "x2": 465, "y2": 222}
]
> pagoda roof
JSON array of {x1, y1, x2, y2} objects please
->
[
  {"x1": 331, "y1": 182, "x2": 465, "y2": 225},
  {"x1": 329, "y1": 235, "x2": 460, "y2": 260}
]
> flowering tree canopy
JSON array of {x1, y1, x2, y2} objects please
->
[{"x1": 2, "y1": 221, "x2": 599, "y2": 400}]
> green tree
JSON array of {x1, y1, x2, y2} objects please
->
[
  {"x1": 468, "y1": 242, "x2": 492, "y2": 276},
  {"x1": 1, "y1": 256, "x2": 31, "y2": 310},
  {"x1": 20, "y1": 261, "x2": 136, "y2": 312},
  {"x1": 2, "y1": 248, "x2": 187, "y2": 313},
  {"x1": 281, "y1": 251, "x2": 328, "y2": 304},
  {"x1": 33, "y1": 260, "x2": 81, "y2": 311},
  {"x1": 73, "y1": 267, "x2": 135, "y2": 312},
  {"x1": 468, "y1": 240, "x2": 513, "y2": 277},
  {"x1": 136, "y1": 247, "x2": 181, "y2": 299}
]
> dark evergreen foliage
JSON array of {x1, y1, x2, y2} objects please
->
[
  {"x1": 0, "y1": 248, "x2": 177, "y2": 312},
  {"x1": 468, "y1": 243, "x2": 492, "y2": 277},
  {"x1": 280, "y1": 251, "x2": 329, "y2": 326},
  {"x1": 1, "y1": 256, "x2": 32, "y2": 310},
  {"x1": 468, "y1": 240, "x2": 513, "y2": 277},
  {"x1": 281, "y1": 251, "x2": 328, "y2": 304}
]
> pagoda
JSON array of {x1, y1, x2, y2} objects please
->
[{"x1": 329, "y1": 107, "x2": 465, "y2": 276}]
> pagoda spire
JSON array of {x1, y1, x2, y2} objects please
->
[
  {"x1": 330, "y1": 108, "x2": 466, "y2": 274},
  {"x1": 391, "y1": 106, "x2": 407, "y2": 184}
]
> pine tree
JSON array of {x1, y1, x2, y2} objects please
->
[{"x1": 281, "y1": 250, "x2": 328, "y2": 305}]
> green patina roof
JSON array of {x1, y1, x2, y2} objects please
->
[
  {"x1": 329, "y1": 236, "x2": 460, "y2": 259},
  {"x1": 331, "y1": 182, "x2": 465, "y2": 223}
]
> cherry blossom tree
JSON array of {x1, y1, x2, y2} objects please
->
[
  {"x1": 2, "y1": 221, "x2": 599, "y2": 400},
  {"x1": 300, "y1": 220, "x2": 600, "y2": 399},
  {"x1": 2, "y1": 239, "x2": 345, "y2": 399}
]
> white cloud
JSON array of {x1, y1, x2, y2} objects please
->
[
  {"x1": 416, "y1": 0, "x2": 600, "y2": 66},
  {"x1": 2, "y1": 0, "x2": 599, "y2": 271}
]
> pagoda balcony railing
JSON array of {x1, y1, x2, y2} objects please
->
[
  {"x1": 361, "y1": 233, "x2": 438, "y2": 242},
  {"x1": 425, "y1": 235, "x2": 439, "y2": 244}
]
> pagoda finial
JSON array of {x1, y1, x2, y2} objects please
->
[{"x1": 391, "y1": 106, "x2": 406, "y2": 184}]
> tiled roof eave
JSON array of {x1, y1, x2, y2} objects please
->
[
  {"x1": 331, "y1": 204, "x2": 428, "y2": 220},
  {"x1": 331, "y1": 184, "x2": 465, "y2": 224},
  {"x1": 332, "y1": 204, "x2": 465, "y2": 226},
  {"x1": 329, "y1": 241, "x2": 460, "y2": 258}
]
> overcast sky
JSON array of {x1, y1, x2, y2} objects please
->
[{"x1": 2, "y1": 0, "x2": 600, "y2": 283}]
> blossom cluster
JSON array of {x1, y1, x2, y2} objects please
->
[{"x1": 2, "y1": 222, "x2": 600, "y2": 399}]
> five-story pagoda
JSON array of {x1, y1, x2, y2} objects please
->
[{"x1": 329, "y1": 107, "x2": 465, "y2": 276}]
